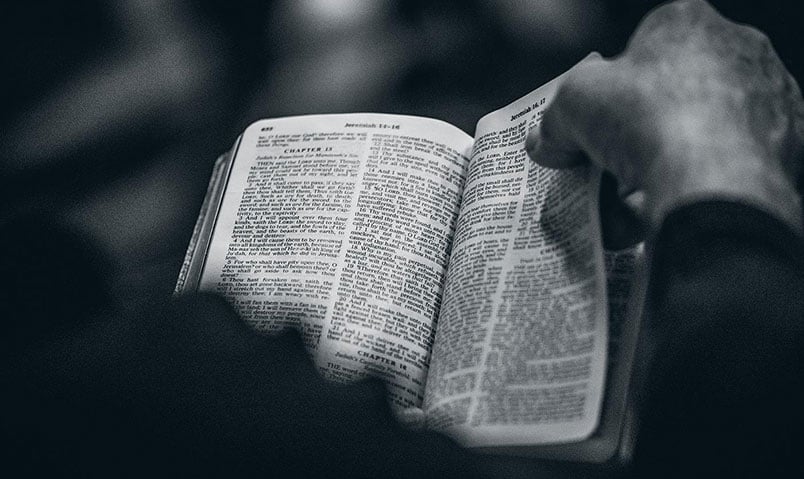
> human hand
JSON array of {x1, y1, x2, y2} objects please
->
[{"x1": 526, "y1": 0, "x2": 804, "y2": 237}]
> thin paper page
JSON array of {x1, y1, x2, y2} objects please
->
[
  {"x1": 424, "y1": 66, "x2": 608, "y2": 446},
  {"x1": 198, "y1": 113, "x2": 474, "y2": 410}
]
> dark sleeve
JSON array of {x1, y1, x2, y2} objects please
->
[
  {"x1": 634, "y1": 201, "x2": 804, "y2": 477},
  {"x1": 0, "y1": 219, "x2": 484, "y2": 479},
  {"x1": 0, "y1": 294, "x2": 484, "y2": 478}
]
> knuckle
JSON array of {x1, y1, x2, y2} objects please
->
[
  {"x1": 740, "y1": 24, "x2": 772, "y2": 50},
  {"x1": 675, "y1": 0, "x2": 717, "y2": 15},
  {"x1": 654, "y1": 0, "x2": 721, "y2": 27},
  {"x1": 637, "y1": 3, "x2": 676, "y2": 31},
  {"x1": 630, "y1": 0, "x2": 718, "y2": 50},
  {"x1": 654, "y1": 0, "x2": 711, "y2": 20},
  {"x1": 680, "y1": 0, "x2": 714, "y2": 11}
]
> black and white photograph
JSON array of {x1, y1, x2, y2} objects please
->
[{"x1": 2, "y1": 1, "x2": 802, "y2": 477}]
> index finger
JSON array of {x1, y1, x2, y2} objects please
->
[{"x1": 525, "y1": 55, "x2": 617, "y2": 170}]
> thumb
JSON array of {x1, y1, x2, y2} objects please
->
[{"x1": 526, "y1": 53, "x2": 617, "y2": 170}]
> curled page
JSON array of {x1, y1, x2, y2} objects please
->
[{"x1": 424, "y1": 69, "x2": 608, "y2": 447}]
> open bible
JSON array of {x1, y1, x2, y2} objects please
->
[{"x1": 176, "y1": 62, "x2": 644, "y2": 463}]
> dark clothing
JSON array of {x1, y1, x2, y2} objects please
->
[
  {"x1": 635, "y1": 201, "x2": 804, "y2": 477},
  {"x1": 1, "y1": 201, "x2": 802, "y2": 477}
]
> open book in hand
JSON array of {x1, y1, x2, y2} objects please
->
[{"x1": 176, "y1": 58, "x2": 645, "y2": 463}]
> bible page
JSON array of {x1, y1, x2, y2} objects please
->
[
  {"x1": 197, "y1": 114, "x2": 473, "y2": 410},
  {"x1": 423, "y1": 69, "x2": 609, "y2": 446}
]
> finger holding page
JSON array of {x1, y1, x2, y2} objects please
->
[
  {"x1": 527, "y1": 55, "x2": 650, "y2": 248},
  {"x1": 524, "y1": 59, "x2": 594, "y2": 170},
  {"x1": 529, "y1": 0, "x2": 804, "y2": 233},
  {"x1": 525, "y1": 54, "x2": 615, "y2": 170},
  {"x1": 526, "y1": 55, "x2": 650, "y2": 197}
]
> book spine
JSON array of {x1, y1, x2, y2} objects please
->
[{"x1": 174, "y1": 151, "x2": 231, "y2": 294}]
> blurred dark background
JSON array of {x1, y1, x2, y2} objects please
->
[{"x1": 1, "y1": 0, "x2": 801, "y2": 312}]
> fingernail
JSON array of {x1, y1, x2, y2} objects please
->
[{"x1": 525, "y1": 129, "x2": 541, "y2": 160}]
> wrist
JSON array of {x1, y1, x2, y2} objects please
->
[{"x1": 645, "y1": 150, "x2": 803, "y2": 235}]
